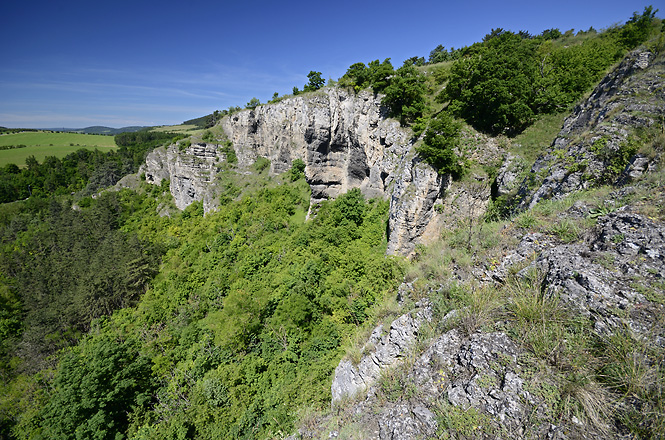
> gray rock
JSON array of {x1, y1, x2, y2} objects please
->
[
  {"x1": 523, "y1": 211, "x2": 665, "y2": 336},
  {"x1": 143, "y1": 88, "x2": 447, "y2": 255},
  {"x1": 493, "y1": 153, "x2": 526, "y2": 199},
  {"x1": 331, "y1": 303, "x2": 432, "y2": 403},
  {"x1": 140, "y1": 142, "x2": 226, "y2": 213}
]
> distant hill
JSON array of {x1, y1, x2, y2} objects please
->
[{"x1": 45, "y1": 126, "x2": 151, "y2": 135}]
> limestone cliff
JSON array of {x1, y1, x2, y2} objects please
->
[
  {"x1": 142, "y1": 142, "x2": 227, "y2": 212},
  {"x1": 143, "y1": 88, "x2": 445, "y2": 255}
]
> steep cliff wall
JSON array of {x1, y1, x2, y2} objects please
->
[{"x1": 143, "y1": 88, "x2": 445, "y2": 255}]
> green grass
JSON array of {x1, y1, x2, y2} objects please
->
[
  {"x1": 510, "y1": 112, "x2": 568, "y2": 163},
  {"x1": 151, "y1": 124, "x2": 203, "y2": 135},
  {"x1": 0, "y1": 131, "x2": 117, "y2": 167}
]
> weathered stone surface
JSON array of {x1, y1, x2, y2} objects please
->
[
  {"x1": 331, "y1": 302, "x2": 432, "y2": 403},
  {"x1": 222, "y1": 89, "x2": 447, "y2": 255},
  {"x1": 141, "y1": 142, "x2": 226, "y2": 212},
  {"x1": 493, "y1": 153, "x2": 526, "y2": 199},
  {"x1": 142, "y1": 88, "x2": 446, "y2": 255},
  {"x1": 496, "y1": 209, "x2": 665, "y2": 338},
  {"x1": 325, "y1": 329, "x2": 555, "y2": 440}
]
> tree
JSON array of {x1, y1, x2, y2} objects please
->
[
  {"x1": 39, "y1": 336, "x2": 155, "y2": 440},
  {"x1": 428, "y1": 45, "x2": 449, "y2": 64},
  {"x1": 445, "y1": 32, "x2": 538, "y2": 135},
  {"x1": 304, "y1": 71, "x2": 325, "y2": 92},
  {"x1": 367, "y1": 59, "x2": 394, "y2": 92},
  {"x1": 402, "y1": 56, "x2": 425, "y2": 67},
  {"x1": 287, "y1": 158, "x2": 306, "y2": 181},
  {"x1": 416, "y1": 112, "x2": 466, "y2": 178},
  {"x1": 246, "y1": 97, "x2": 260, "y2": 109},
  {"x1": 382, "y1": 65, "x2": 428, "y2": 125},
  {"x1": 339, "y1": 62, "x2": 369, "y2": 91},
  {"x1": 619, "y1": 5, "x2": 658, "y2": 48}
]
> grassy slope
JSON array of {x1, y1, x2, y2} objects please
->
[{"x1": 0, "y1": 132, "x2": 117, "y2": 167}]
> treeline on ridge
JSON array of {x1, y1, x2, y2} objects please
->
[{"x1": 335, "y1": 6, "x2": 661, "y2": 175}]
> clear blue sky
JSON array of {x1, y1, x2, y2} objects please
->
[{"x1": 0, "y1": 0, "x2": 656, "y2": 128}]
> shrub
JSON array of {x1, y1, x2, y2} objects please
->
[{"x1": 416, "y1": 112, "x2": 466, "y2": 178}]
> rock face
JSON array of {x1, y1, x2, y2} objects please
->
[
  {"x1": 142, "y1": 142, "x2": 227, "y2": 212},
  {"x1": 222, "y1": 89, "x2": 445, "y2": 255},
  {"x1": 517, "y1": 49, "x2": 665, "y2": 210},
  {"x1": 323, "y1": 326, "x2": 559, "y2": 440},
  {"x1": 537, "y1": 209, "x2": 665, "y2": 337},
  {"x1": 144, "y1": 88, "x2": 445, "y2": 255}
]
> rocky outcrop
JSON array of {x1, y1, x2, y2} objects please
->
[
  {"x1": 317, "y1": 327, "x2": 565, "y2": 440},
  {"x1": 517, "y1": 49, "x2": 665, "y2": 210},
  {"x1": 222, "y1": 89, "x2": 445, "y2": 255},
  {"x1": 144, "y1": 88, "x2": 446, "y2": 255},
  {"x1": 537, "y1": 209, "x2": 665, "y2": 337},
  {"x1": 331, "y1": 301, "x2": 432, "y2": 403},
  {"x1": 142, "y1": 142, "x2": 227, "y2": 212}
]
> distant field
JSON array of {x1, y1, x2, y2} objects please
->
[
  {"x1": 151, "y1": 124, "x2": 203, "y2": 135},
  {"x1": 0, "y1": 131, "x2": 117, "y2": 167}
]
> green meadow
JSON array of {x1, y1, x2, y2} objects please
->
[
  {"x1": 151, "y1": 123, "x2": 202, "y2": 134},
  {"x1": 0, "y1": 131, "x2": 117, "y2": 167}
]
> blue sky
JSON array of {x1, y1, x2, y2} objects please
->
[{"x1": 0, "y1": 0, "x2": 656, "y2": 128}]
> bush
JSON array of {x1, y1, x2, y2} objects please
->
[
  {"x1": 288, "y1": 158, "x2": 306, "y2": 181},
  {"x1": 416, "y1": 112, "x2": 466, "y2": 178},
  {"x1": 252, "y1": 156, "x2": 271, "y2": 173}
]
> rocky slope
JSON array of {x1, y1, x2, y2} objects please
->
[
  {"x1": 515, "y1": 49, "x2": 665, "y2": 210},
  {"x1": 141, "y1": 88, "x2": 446, "y2": 255},
  {"x1": 286, "y1": 49, "x2": 665, "y2": 440}
]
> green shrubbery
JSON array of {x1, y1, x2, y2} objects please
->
[{"x1": 0, "y1": 176, "x2": 401, "y2": 439}]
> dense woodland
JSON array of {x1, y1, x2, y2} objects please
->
[{"x1": 0, "y1": 7, "x2": 662, "y2": 440}]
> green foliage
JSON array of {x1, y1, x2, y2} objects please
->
[
  {"x1": 445, "y1": 32, "x2": 539, "y2": 135},
  {"x1": 381, "y1": 65, "x2": 428, "y2": 124},
  {"x1": 0, "y1": 180, "x2": 398, "y2": 439},
  {"x1": 246, "y1": 97, "x2": 261, "y2": 109},
  {"x1": 287, "y1": 159, "x2": 306, "y2": 182},
  {"x1": 590, "y1": 136, "x2": 640, "y2": 183},
  {"x1": 444, "y1": 25, "x2": 628, "y2": 135},
  {"x1": 303, "y1": 71, "x2": 325, "y2": 92},
  {"x1": 428, "y1": 45, "x2": 449, "y2": 64},
  {"x1": 0, "y1": 130, "x2": 183, "y2": 203},
  {"x1": 619, "y1": 6, "x2": 659, "y2": 48},
  {"x1": 339, "y1": 59, "x2": 393, "y2": 93},
  {"x1": 0, "y1": 191, "x2": 162, "y2": 372},
  {"x1": 415, "y1": 112, "x2": 466, "y2": 178},
  {"x1": 252, "y1": 156, "x2": 271, "y2": 173},
  {"x1": 39, "y1": 335, "x2": 155, "y2": 440},
  {"x1": 121, "y1": 186, "x2": 398, "y2": 438},
  {"x1": 435, "y1": 400, "x2": 492, "y2": 438},
  {"x1": 182, "y1": 110, "x2": 226, "y2": 129},
  {"x1": 221, "y1": 140, "x2": 237, "y2": 164}
]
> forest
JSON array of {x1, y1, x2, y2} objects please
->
[{"x1": 0, "y1": 6, "x2": 662, "y2": 440}]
